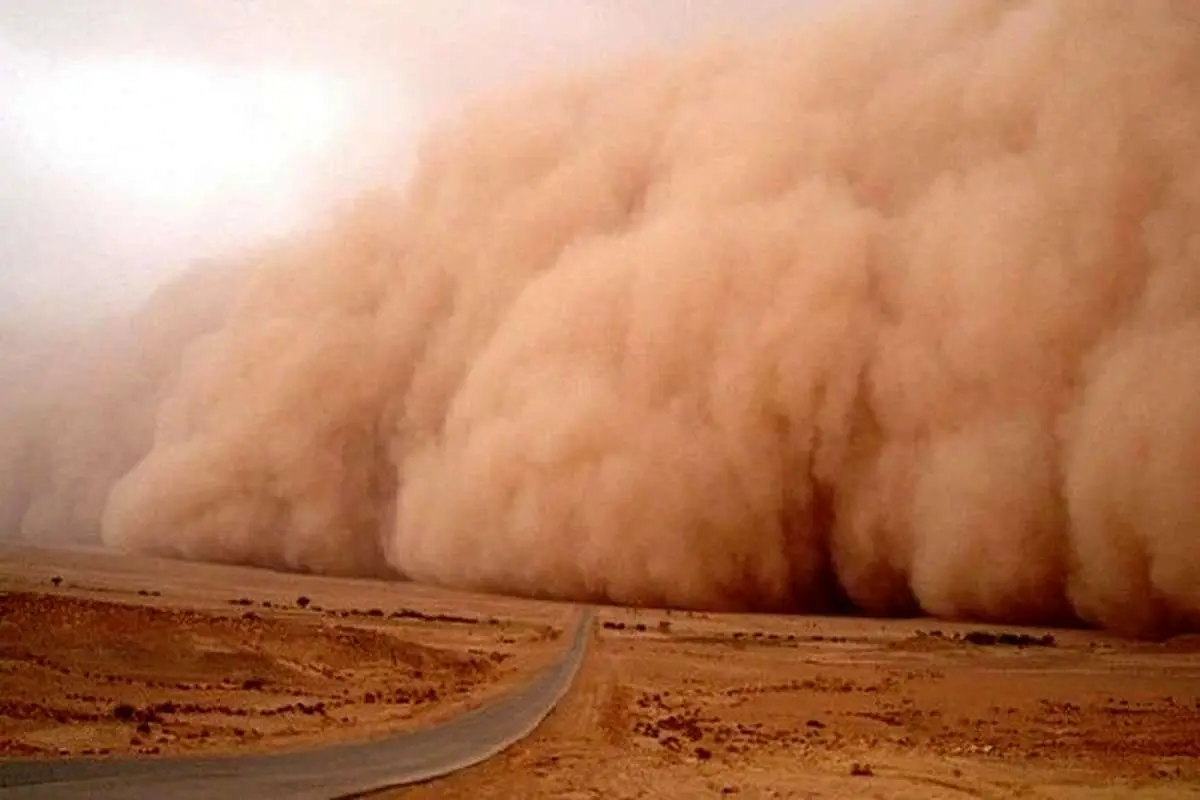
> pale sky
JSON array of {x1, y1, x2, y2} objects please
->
[{"x1": 0, "y1": 1, "x2": 824, "y2": 330}]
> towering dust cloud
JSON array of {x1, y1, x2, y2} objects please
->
[{"x1": 6, "y1": 0, "x2": 1200, "y2": 638}]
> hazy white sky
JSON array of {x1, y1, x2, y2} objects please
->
[{"x1": 0, "y1": 1, "x2": 824, "y2": 329}]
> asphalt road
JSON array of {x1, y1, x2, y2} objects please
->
[{"x1": 0, "y1": 607, "x2": 593, "y2": 799}]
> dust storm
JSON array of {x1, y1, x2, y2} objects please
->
[{"x1": 3, "y1": 0, "x2": 1199, "y2": 638}]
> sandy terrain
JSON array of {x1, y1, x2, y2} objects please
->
[
  {"x1": 392, "y1": 608, "x2": 1200, "y2": 799},
  {"x1": 0, "y1": 543, "x2": 572, "y2": 760},
  {"x1": 3, "y1": 544, "x2": 1198, "y2": 798}
]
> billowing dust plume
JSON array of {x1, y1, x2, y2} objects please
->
[{"x1": 9, "y1": 0, "x2": 1200, "y2": 638}]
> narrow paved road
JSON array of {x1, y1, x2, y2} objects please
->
[{"x1": 0, "y1": 607, "x2": 593, "y2": 799}]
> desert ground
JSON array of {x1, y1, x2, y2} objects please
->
[
  {"x1": 0, "y1": 542, "x2": 571, "y2": 760},
  {"x1": 389, "y1": 611, "x2": 1200, "y2": 798},
  {"x1": 1, "y1": 544, "x2": 1198, "y2": 798}
]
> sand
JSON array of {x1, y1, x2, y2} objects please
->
[
  {"x1": 390, "y1": 608, "x2": 1200, "y2": 798},
  {"x1": 0, "y1": 543, "x2": 571, "y2": 759},
  {"x1": 2, "y1": 544, "x2": 1197, "y2": 798}
]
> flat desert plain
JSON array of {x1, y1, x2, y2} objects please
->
[
  {"x1": 1, "y1": 543, "x2": 1198, "y2": 799},
  {"x1": 391, "y1": 610, "x2": 1200, "y2": 798},
  {"x1": 0, "y1": 542, "x2": 571, "y2": 760}
]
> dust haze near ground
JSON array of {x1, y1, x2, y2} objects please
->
[{"x1": 4, "y1": 0, "x2": 1200, "y2": 639}]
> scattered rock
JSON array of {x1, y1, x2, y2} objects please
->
[{"x1": 960, "y1": 631, "x2": 1056, "y2": 647}]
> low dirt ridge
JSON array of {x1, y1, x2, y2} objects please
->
[{"x1": 0, "y1": 582, "x2": 561, "y2": 759}]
